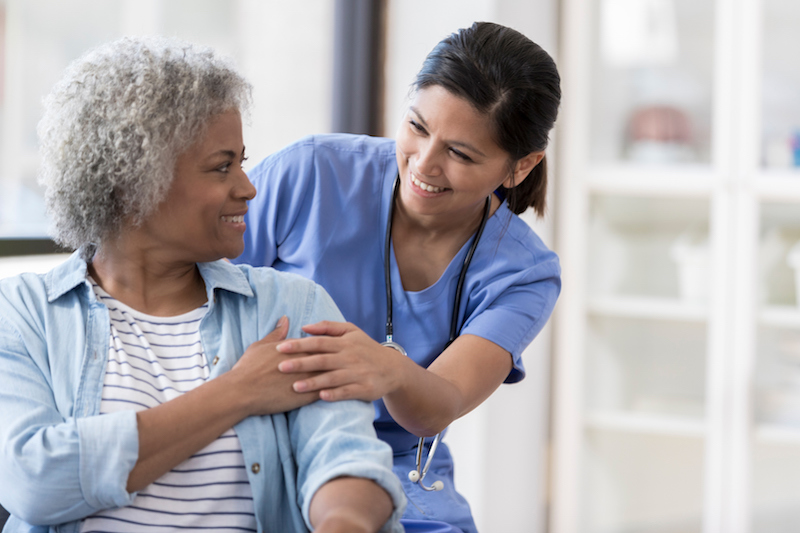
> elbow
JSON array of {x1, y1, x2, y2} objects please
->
[{"x1": 407, "y1": 411, "x2": 457, "y2": 438}]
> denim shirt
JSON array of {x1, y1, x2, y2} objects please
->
[{"x1": 0, "y1": 252, "x2": 405, "y2": 533}]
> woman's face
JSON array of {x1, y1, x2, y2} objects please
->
[
  {"x1": 394, "y1": 85, "x2": 539, "y2": 223},
  {"x1": 141, "y1": 108, "x2": 255, "y2": 262}
]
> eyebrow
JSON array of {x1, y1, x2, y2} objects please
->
[
  {"x1": 207, "y1": 147, "x2": 246, "y2": 161},
  {"x1": 409, "y1": 106, "x2": 487, "y2": 158}
]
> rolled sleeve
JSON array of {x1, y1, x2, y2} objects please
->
[
  {"x1": 0, "y1": 307, "x2": 137, "y2": 524},
  {"x1": 290, "y1": 399, "x2": 406, "y2": 532},
  {"x1": 77, "y1": 410, "x2": 139, "y2": 509}
]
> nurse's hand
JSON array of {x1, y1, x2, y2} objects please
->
[
  {"x1": 229, "y1": 316, "x2": 322, "y2": 414},
  {"x1": 275, "y1": 321, "x2": 406, "y2": 402}
]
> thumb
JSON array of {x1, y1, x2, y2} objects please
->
[{"x1": 260, "y1": 315, "x2": 289, "y2": 343}]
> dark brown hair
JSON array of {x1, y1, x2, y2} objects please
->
[{"x1": 413, "y1": 22, "x2": 561, "y2": 216}]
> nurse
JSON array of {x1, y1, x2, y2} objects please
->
[{"x1": 235, "y1": 22, "x2": 561, "y2": 533}]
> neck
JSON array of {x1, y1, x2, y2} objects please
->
[
  {"x1": 89, "y1": 236, "x2": 207, "y2": 316},
  {"x1": 389, "y1": 193, "x2": 494, "y2": 292},
  {"x1": 393, "y1": 193, "x2": 495, "y2": 242}
]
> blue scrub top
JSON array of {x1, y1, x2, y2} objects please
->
[{"x1": 236, "y1": 134, "x2": 561, "y2": 533}]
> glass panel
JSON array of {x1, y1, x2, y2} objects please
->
[
  {"x1": 753, "y1": 201, "x2": 800, "y2": 531},
  {"x1": 0, "y1": 0, "x2": 333, "y2": 239},
  {"x1": 586, "y1": 316, "x2": 706, "y2": 419},
  {"x1": 582, "y1": 431, "x2": 704, "y2": 533},
  {"x1": 759, "y1": 203, "x2": 800, "y2": 308},
  {"x1": 761, "y1": 0, "x2": 800, "y2": 170},
  {"x1": 589, "y1": 0, "x2": 715, "y2": 165},
  {"x1": 752, "y1": 440, "x2": 800, "y2": 532},
  {"x1": 588, "y1": 195, "x2": 710, "y2": 300},
  {"x1": 0, "y1": 0, "x2": 123, "y2": 238}
]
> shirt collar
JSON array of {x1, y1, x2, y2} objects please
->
[
  {"x1": 197, "y1": 260, "x2": 254, "y2": 299},
  {"x1": 44, "y1": 251, "x2": 254, "y2": 302}
]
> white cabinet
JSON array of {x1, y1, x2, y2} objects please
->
[{"x1": 552, "y1": 0, "x2": 800, "y2": 532}]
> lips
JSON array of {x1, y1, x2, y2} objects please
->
[{"x1": 411, "y1": 174, "x2": 446, "y2": 193}]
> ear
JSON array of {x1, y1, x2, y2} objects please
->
[{"x1": 502, "y1": 151, "x2": 545, "y2": 189}]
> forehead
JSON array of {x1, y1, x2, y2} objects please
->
[
  {"x1": 187, "y1": 108, "x2": 243, "y2": 154},
  {"x1": 410, "y1": 85, "x2": 502, "y2": 154}
]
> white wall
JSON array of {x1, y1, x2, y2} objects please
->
[{"x1": 384, "y1": 2, "x2": 560, "y2": 531}]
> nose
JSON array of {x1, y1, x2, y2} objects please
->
[
  {"x1": 235, "y1": 168, "x2": 257, "y2": 201},
  {"x1": 415, "y1": 140, "x2": 442, "y2": 177}
]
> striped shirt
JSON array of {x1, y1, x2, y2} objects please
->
[{"x1": 80, "y1": 280, "x2": 257, "y2": 533}]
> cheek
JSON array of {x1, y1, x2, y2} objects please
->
[{"x1": 394, "y1": 129, "x2": 416, "y2": 163}]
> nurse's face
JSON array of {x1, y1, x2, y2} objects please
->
[{"x1": 394, "y1": 85, "x2": 537, "y2": 223}]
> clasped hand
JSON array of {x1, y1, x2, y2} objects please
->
[
  {"x1": 275, "y1": 321, "x2": 405, "y2": 403},
  {"x1": 228, "y1": 316, "x2": 321, "y2": 415}
]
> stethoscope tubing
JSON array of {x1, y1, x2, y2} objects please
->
[{"x1": 383, "y1": 175, "x2": 491, "y2": 491}]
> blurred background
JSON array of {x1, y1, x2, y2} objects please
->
[{"x1": 0, "y1": 0, "x2": 799, "y2": 532}]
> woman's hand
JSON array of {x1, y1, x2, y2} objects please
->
[
  {"x1": 130, "y1": 316, "x2": 320, "y2": 492},
  {"x1": 228, "y1": 316, "x2": 322, "y2": 416},
  {"x1": 275, "y1": 321, "x2": 407, "y2": 403}
]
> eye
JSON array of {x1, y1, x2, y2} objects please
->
[
  {"x1": 409, "y1": 119, "x2": 427, "y2": 134},
  {"x1": 216, "y1": 162, "x2": 232, "y2": 173},
  {"x1": 449, "y1": 148, "x2": 473, "y2": 163},
  {"x1": 239, "y1": 155, "x2": 249, "y2": 169}
]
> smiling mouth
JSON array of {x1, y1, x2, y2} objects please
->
[
  {"x1": 411, "y1": 175, "x2": 447, "y2": 193},
  {"x1": 221, "y1": 215, "x2": 245, "y2": 223}
]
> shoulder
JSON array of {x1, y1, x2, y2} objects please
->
[
  {"x1": 248, "y1": 134, "x2": 395, "y2": 179},
  {"x1": 236, "y1": 262, "x2": 318, "y2": 293},
  {"x1": 493, "y1": 208, "x2": 560, "y2": 275},
  {"x1": 0, "y1": 254, "x2": 86, "y2": 326},
  {"x1": 221, "y1": 262, "x2": 344, "y2": 323}
]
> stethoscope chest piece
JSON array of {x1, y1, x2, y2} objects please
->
[{"x1": 381, "y1": 339, "x2": 407, "y2": 356}]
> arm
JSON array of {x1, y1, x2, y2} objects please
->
[
  {"x1": 128, "y1": 317, "x2": 322, "y2": 491},
  {"x1": 309, "y1": 477, "x2": 393, "y2": 533},
  {"x1": 285, "y1": 284, "x2": 405, "y2": 532},
  {"x1": 0, "y1": 316, "x2": 314, "y2": 522},
  {"x1": 277, "y1": 324, "x2": 510, "y2": 436}
]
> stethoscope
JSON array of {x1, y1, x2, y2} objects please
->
[{"x1": 382, "y1": 175, "x2": 491, "y2": 492}]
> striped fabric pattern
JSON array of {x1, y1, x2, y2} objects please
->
[{"x1": 80, "y1": 280, "x2": 257, "y2": 533}]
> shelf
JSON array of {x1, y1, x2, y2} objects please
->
[
  {"x1": 585, "y1": 410, "x2": 706, "y2": 438},
  {"x1": 760, "y1": 306, "x2": 800, "y2": 329},
  {"x1": 585, "y1": 165, "x2": 717, "y2": 197},
  {"x1": 755, "y1": 424, "x2": 800, "y2": 445},
  {"x1": 755, "y1": 173, "x2": 800, "y2": 202},
  {"x1": 588, "y1": 295, "x2": 709, "y2": 322}
]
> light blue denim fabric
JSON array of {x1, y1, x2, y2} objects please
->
[{"x1": 0, "y1": 252, "x2": 405, "y2": 533}]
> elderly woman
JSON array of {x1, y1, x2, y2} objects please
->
[{"x1": 0, "y1": 37, "x2": 404, "y2": 533}]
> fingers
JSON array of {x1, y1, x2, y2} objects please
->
[
  {"x1": 300, "y1": 321, "x2": 356, "y2": 337},
  {"x1": 256, "y1": 316, "x2": 289, "y2": 345},
  {"x1": 276, "y1": 334, "x2": 340, "y2": 355},
  {"x1": 293, "y1": 372, "x2": 372, "y2": 403},
  {"x1": 278, "y1": 352, "x2": 339, "y2": 373}
]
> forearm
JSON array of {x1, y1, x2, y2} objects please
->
[
  {"x1": 309, "y1": 477, "x2": 393, "y2": 533},
  {"x1": 384, "y1": 335, "x2": 513, "y2": 437},
  {"x1": 382, "y1": 355, "x2": 466, "y2": 437},
  {"x1": 128, "y1": 371, "x2": 249, "y2": 492}
]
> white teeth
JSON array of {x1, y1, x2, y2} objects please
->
[
  {"x1": 222, "y1": 215, "x2": 244, "y2": 223},
  {"x1": 411, "y1": 175, "x2": 445, "y2": 193}
]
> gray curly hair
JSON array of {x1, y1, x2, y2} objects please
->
[{"x1": 37, "y1": 36, "x2": 252, "y2": 259}]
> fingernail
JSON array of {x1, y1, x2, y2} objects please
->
[
  {"x1": 293, "y1": 381, "x2": 307, "y2": 392},
  {"x1": 278, "y1": 361, "x2": 292, "y2": 372},
  {"x1": 275, "y1": 316, "x2": 287, "y2": 330},
  {"x1": 276, "y1": 342, "x2": 289, "y2": 352}
]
